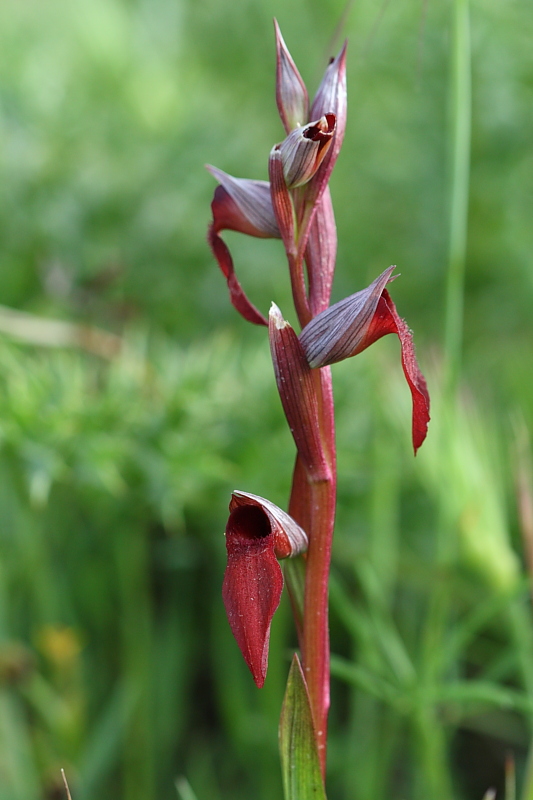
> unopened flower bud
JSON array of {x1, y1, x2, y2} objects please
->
[{"x1": 278, "y1": 114, "x2": 336, "y2": 189}]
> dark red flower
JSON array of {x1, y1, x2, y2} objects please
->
[
  {"x1": 222, "y1": 492, "x2": 308, "y2": 687},
  {"x1": 299, "y1": 267, "x2": 430, "y2": 453}
]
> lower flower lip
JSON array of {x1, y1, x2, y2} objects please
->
[
  {"x1": 222, "y1": 510, "x2": 284, "y2": 688},
  {"x1": 222, "y1": 492, "x2": 309, "y2": 686}
]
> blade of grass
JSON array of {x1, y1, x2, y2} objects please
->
[
  {"x1": 416, "y1": 2, "x2": 471, "y2": 793},
  {"x1": 175, "y1": 777, "x2": 199, "y2": 800},
  {"x1": 330, "y1": 655, "x2": 407, "y2": 711},
  {"x1": 436, "y1": 680, "x2": 533, "y2": 715},
  {"x1": 279, "y1": 655, "x2": 327, "y2": 800},
  {"x1": 115, "y1": 521, "x2": 155, "y2": 800},
  {"x1": 443, "y1": 0, "x2": 471, "y2": 397},
  {"x1": 61, "y1": 770, "x2": 73, "y2": 800}
]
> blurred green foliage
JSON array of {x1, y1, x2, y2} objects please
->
[{"x1": 0, "y1": 0, "x2": 532, "y2": 798}]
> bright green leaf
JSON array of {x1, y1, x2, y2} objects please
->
[{"x1": 279, "y1": 654, "x2": 327, "y2": 800}]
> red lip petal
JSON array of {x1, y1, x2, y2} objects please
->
[
  {"x1": 222, "y1": 517, "x2": 283, "y2": 688},
  {"x1": 207, "y1": 187, "x2": 268, "y2": 326},
  {"x1": 362, "y1": 290, "x2": 430, "y2": 454}
]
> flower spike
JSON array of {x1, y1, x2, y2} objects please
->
[
  {"x1": 299, "y1": 267, "x2": 430, "y2": 453},
  {"x1": 222, "y1": 491, "x2": 308, "y2": 687},
  {"x1": 274, "y1": 18, "x2": 309, "y2": 133}
]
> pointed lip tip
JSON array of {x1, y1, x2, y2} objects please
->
[
  {"x1": 254, "y1": 673, "x2": 266, "y2": 689},
  {"x1": 413, "y1": 438, "x2": 426, "y2": 457}
]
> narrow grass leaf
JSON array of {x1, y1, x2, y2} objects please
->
[
  {"x1": 175, "y1": 777, "x2": 199, "y2": 800},
  {"x1": 61, "y1": 770, "x2": 73, "y2": 800},
  {"x1": 279, "y1": 654, "x2": 327, "y2": 800},
  {"x1": 330, "y1": 655, "x2": 407, "y2": 711},
  {"x1": 436, "y1": 681, "x2": 533, "y2": 715}
]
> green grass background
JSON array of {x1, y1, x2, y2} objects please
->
[{"x1": 0, "y1": 0, "x2": 532, "y2": 798}]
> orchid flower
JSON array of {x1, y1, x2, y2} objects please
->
[
  {"x1": 299, "y1": 267, "x2": 430, "y2": 453},
  {"x1": 222, "y1": 492, "x2": 307, "y2": 687},
  {"x1": 207, "y1": 22, "x2": 430, "y2": 786}
]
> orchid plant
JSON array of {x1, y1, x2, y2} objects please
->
[{"x1": 207, "y1": 21, "x2": 430, "y2": 797}]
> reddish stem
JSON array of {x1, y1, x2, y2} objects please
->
[
  {"x1": 288, "y1": 366, "x2": 336, "y2": 776},
  {"x1": 285, "y1": 161, "x2": 337, "y2": 778}
]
